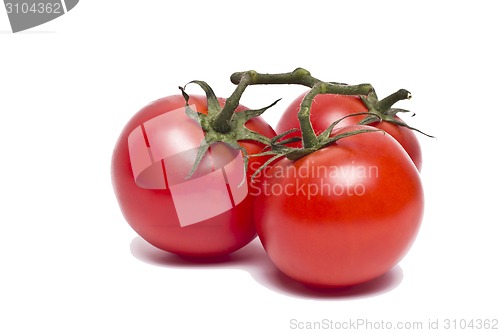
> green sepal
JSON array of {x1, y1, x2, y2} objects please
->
[
  {"x1": 286, "y1": 128, "x2": 381, "y2": 161},
  {"x1": 386, "y1": 108, "x2": 414, "y2": 117},
  {"x1": 186, "y1": 80, "x2": 222, "y2": 117},
  {"x1": 250, "y1": 152, "x2": 286, "y2": 183},
  {"x1": 185, "y1": 140, "x2": 210, "y2": 180},
  {"x1": 270, "y1": 128, "x2": 300, "y2": 146},
  {"x1": 273, "y1": 136, "x2": 302, "y2": 146},
  {"x1": 385, "y1": 118, "x2": 435, "y2": 138},
  {"x1": 233, "y1": 99, "x2": 281, "y2": 124},
  {"x1": 317, "y1": 112, "x2": 380, "y2": 142},
  {"x1": 179, "y1": 85, "x2": 206, "y2": 121},
  {"x1": 358, "y1": 114, "x2": 381, "y2": 125},
  {"x1": 325, "y1": 127, "x2": 382, "y2": 146}
]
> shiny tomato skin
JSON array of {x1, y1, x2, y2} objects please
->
[
  {"x1": 276, "y1": 92, "x2": 422, "y2": 171},
  {"x1": 254, "y1": 126, "x2": 424, "y2": 287},
  {"x1": 112, "y1": 95, "x2": 276, "y2": 257},
  {"x1": 373, "y1": 120, "x2": 422, "y2": 171}
]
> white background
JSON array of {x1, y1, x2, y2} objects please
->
[{"x1": 1, "y1": 1, "x2": 499, "y2": 332}]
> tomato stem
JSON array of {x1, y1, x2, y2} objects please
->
[
  {"x1": 229, "y1": 68, "x2": 373, "y2": 95},
  {"x1": 211, "y1": 73, "x2": 253, "y2": 133},
  {"x1": 230, "y1": 68, "x2": 318, "y2": 86},
  {"x1": 376, "y1": 89, "x2": 411, "y2": 112},
  {"x1": 214, "y1": 68, "x2": 373, "y2": 140},
  {"x1": 299, "y1": 82, "x2": 376, "y2": 148},
  {"x1": 298, "y1": 84, "x2": 322, "y2": 148}
]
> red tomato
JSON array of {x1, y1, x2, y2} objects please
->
[
  {"x1": 254, "y1": 125, "x2": 424, "y2": 287},
  {"x1": 276, "y1": 92, "x2": 423, "y2": 171},
  {"x1": 112, "y1": 95, "x2": 276, "y2": 257}
]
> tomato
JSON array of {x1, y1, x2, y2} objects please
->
[
  {"x1": 254, "y1": 125, "x2": 424, "y2": 287},
  {"x1": 112, "y1": 95, "x2": 276, "y2": 257},
  {"x1": 276, "y1": 92, "x2": 423, "y2": 171}
]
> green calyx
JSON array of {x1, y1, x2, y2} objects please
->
[
  {"x1": 249, "y1": 112, "x2": 382, "y2": 182},
  {"x1": 359, "y1": 89, "x2": 434, "y2": 137},
  {"x1": 179, "y1": 81, "x2": 277, "y2": 179}
]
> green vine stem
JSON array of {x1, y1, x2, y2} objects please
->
[
  {"x1": 297, "y1": 82, "x2": 375, "y2": 148},
  {"x1": 213, "y1": 68, "x2": 374, "y2": 148},
  {"x1": 180, "y1": 67, "x2": 419, "y2": 180},
  {"x1": 377, "y1": 89, "x2": 412, "y2": 111},
  {"x1": 228, "y1": 68, "x2": 432, "y2": 139}
]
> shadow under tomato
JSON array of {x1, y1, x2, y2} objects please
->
[
  {"x1": 130, "y1": 236, "x2": 403, "y2": 300},
  {"x1": 262, "y1": 263, "x2": 403, "y2": 299}
]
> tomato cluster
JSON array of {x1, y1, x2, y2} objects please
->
[{"x1": 112, "y1": 69, "x2": 426, "y2": 288}]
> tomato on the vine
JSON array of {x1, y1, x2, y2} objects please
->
[
  {"x1": 111, "y1": 67, "x2": 427, "y2": 288},
  {"x1": 254, "y1": 125, "x2": 424, "y2": 287},
  {"x1": 276, "y1": 92, "x2": 423, "y2": 171},
  {"x1": 112, "y1": 95, "x2": 276, "y2": 257}
]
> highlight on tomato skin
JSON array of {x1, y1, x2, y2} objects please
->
[
  {"x1": 276, "y1": 92, "x2": 423, "y2": 171},
  {"x1": 111, "y1": 95, "x2": 276, "y2": 257},
  {"x1": 253, "y1": 126, "x2": 424, "y2": 288}
]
